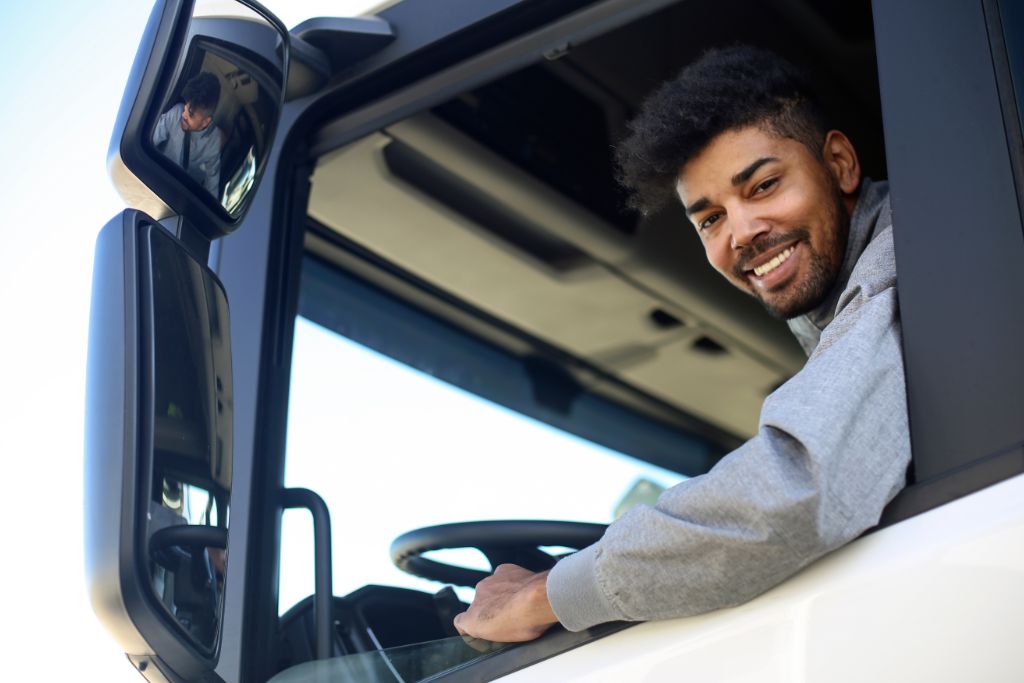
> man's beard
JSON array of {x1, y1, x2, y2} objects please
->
[{"x1": 732, "y1": 190, "x2": 850, "y2": 320}]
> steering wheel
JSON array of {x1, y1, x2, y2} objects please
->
[{"x1": 390, "y1": 520, "x2": 607, "y2": 587}]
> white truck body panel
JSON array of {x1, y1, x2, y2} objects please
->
[{"x1": 500, "y1": 474, "x2": 1024, "y2": 682}]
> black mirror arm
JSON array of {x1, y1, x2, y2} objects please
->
[
  {"x1": 290, "y1": 16, "x2": 395, "y2": 76},
  {"x1": 158, "y1": 215, "x2": 211, "y2": 262}
]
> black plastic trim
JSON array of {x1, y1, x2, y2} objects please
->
[
  {"x1": 235, "y1": 146, "x2": 313, "y2": 683},
  {"x1": 308, "y1": 0, "x2": 676, "y2": 159},
  {"x1": 879, "y1": 442, "x2": 1024, "y2": 527},
  {"x1": 873, "y1": 0, "x2": 1024, "y2": 481},
  {"x1": 989, "y1": 0, "x2": 1024, "y2": 222},
  {"x1": 291, "y1": 16, "x2": 396, "y2": 75}
]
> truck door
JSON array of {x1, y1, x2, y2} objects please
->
[{"x1": 85, "y1": 2, "x2": 290, "y2": 680}]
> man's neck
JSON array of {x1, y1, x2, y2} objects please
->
[{"x1": 786, "y1": 178, "x2": 891, "y2": 353}]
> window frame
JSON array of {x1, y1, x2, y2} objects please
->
[{"x1": 873, "y1": 0, "x2": 1024, "y2": 524}]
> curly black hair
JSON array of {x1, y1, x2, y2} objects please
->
[
  {"x1": 615, "y1": 46, "x2": 828, "y2": 216},
  {"x1": 181, "y1": 71, "x2": 221, "y2": 116}
]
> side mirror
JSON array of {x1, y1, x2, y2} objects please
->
[
  {"x1": 86, "y1": 210, "x2": 233, "y2": 678},
  {"x1": 110, "y1": 0, "x2": 288, "y2": 240},
  {"x1": 89, "y1": 2, "x2": 287, "y2": 678}
]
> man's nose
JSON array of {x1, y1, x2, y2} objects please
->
[{"x1": 729, "y1": 210, "x2": 771, "y2": 249}]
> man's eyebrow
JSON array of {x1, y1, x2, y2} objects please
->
[
  {"x1": 684, "y1": 196, "x2": 710, "y2": 217},
  {"x1": 683, "y1": 157, "x2": 781, "y2": 216},
  {"x1": 731, "y1": 157, "x2": 780, "y2": 186}
]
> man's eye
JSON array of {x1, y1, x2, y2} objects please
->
[
  {"x1": 699, "y1": 213, "x2": 722, "y2": 231},
  {"x1": 754, "y1": 177, "x2": 779, "y2": 194}
]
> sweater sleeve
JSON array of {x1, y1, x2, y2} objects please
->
[
  {"x1": 547, "y1": 228, "x2": 910, "y2": 631},
  {"x1": 152, "y1": 104, "x2": 178, "y2": 147}
]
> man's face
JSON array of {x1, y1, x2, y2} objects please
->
[
  {"x1": 675, "y1": 126, "x2": 855, "y2": 320},
  {"x1": 180, "y1": 102, "x2": 213, "y2": 132}
]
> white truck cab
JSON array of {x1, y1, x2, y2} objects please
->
[{"x1": 86, "y1": 1, "x2": 1024, "y2": 681}]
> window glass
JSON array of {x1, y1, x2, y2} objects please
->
[
  {"x1": 280, "y1": 316, "x2": 685, "y2": 613},
  {"x1": 1000, "y1": 0, "x2": 1024, "y2": 142},
  {"x1": 268, "y1": 636, "x2": 498, "y2": 683}
]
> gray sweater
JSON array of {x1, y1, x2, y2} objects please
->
[
  {"x1": 152, "y1": 103, "x2": 222, "y2": 197},
  {"x1": 547, "y1": 179, "x2": 910, "y2": 631}
]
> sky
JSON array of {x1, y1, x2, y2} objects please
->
[
  {"x1": 0, "y1": 2, "x2": 681, "y2": 680},
  {"x1": 0, "y1": 2, "x2": 373, "y2": 679},
  {"x1": 0, "y1": 2, "x2": 155, "y2": 679}
]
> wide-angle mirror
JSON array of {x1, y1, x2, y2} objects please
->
[
  {"x1": 149, "y1": 0, "x2": 285, "y2": 218},
  {"x1": 86, "y1": 210, "x2": 233, "y2": 678}
]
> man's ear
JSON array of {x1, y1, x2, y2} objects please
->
[{"x1": 822, "y1": 130, "x2": 861, "y2": 195}]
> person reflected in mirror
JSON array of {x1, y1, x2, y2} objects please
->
[
  {"x1": 152, "y1": 71, "x2": 223, "y2": 197},
  {"x1": 456, "y1": 46, "x2": 910, "y2": 643}
]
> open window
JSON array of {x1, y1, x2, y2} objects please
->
[{"x1": 272, "y1": 0, "x2": 887, "y2": 680}]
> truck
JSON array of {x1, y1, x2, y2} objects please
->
[{"x1": 86, "y1": 0, "x2": 1024, "y2": 681}]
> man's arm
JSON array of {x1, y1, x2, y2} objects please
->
[
  {"x1": 456, "y1": 228, "x2": 909, "y2": 639},
  {"x1": 152, "y1": 104, "x2": 179, "y2": 147}
]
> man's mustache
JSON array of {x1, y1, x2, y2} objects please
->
[{"x1": 732, "y1": 228, "x2": 810, "y2": 279}]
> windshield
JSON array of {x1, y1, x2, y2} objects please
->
[{"x1": 281, "y1": 316, "x2": 686, "y2": 610}]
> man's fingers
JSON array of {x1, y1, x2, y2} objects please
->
[
  {"x1": 455, "y1": 611, "x2": 507, "y2": 652},
  {"x1": 492, "y1": 563, "x2": 530, "y2": 577}
]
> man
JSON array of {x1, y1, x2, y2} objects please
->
[
  {"x1": 454, "y1": 46, "x2": 910, "y2": 642},
  {"x1": 152, "y1": 71, "x2": 222, "y2": 197}
]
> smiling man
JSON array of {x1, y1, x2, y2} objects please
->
[
  {"x1": 454, "y1": 46, "x2": 911, "y2": 642},
  {"x1": 680, "y1": 126, "x2": 857, "y2": 322}
]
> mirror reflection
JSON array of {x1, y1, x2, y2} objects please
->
[
  {"x1": 153, "y1": 72, "x2": 224, "y2": 198},
  {"x1": 150, "y1": 1, "x2": 284, "y2": 216},
  {"x1": 145, "y1": 226, "x2": 233, "y2": 652}
]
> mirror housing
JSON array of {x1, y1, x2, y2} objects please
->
[
  {"x1": 85, "y1": 210, "x2": 232, "y2": 678},
  {"x1": 109, "y1": 0, "x2": 288, "y2": 241}
]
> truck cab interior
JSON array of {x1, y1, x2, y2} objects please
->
[{"x1": 267, "y1": 0, "x2": 887, "y2": 679}]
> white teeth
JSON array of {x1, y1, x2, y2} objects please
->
[{"x1": 753, "y1": 246, "x2": 794, "y2": 277}]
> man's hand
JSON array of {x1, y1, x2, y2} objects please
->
[{"x1": 453, "y1": 564, "x2": 559, "y2": 643}]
